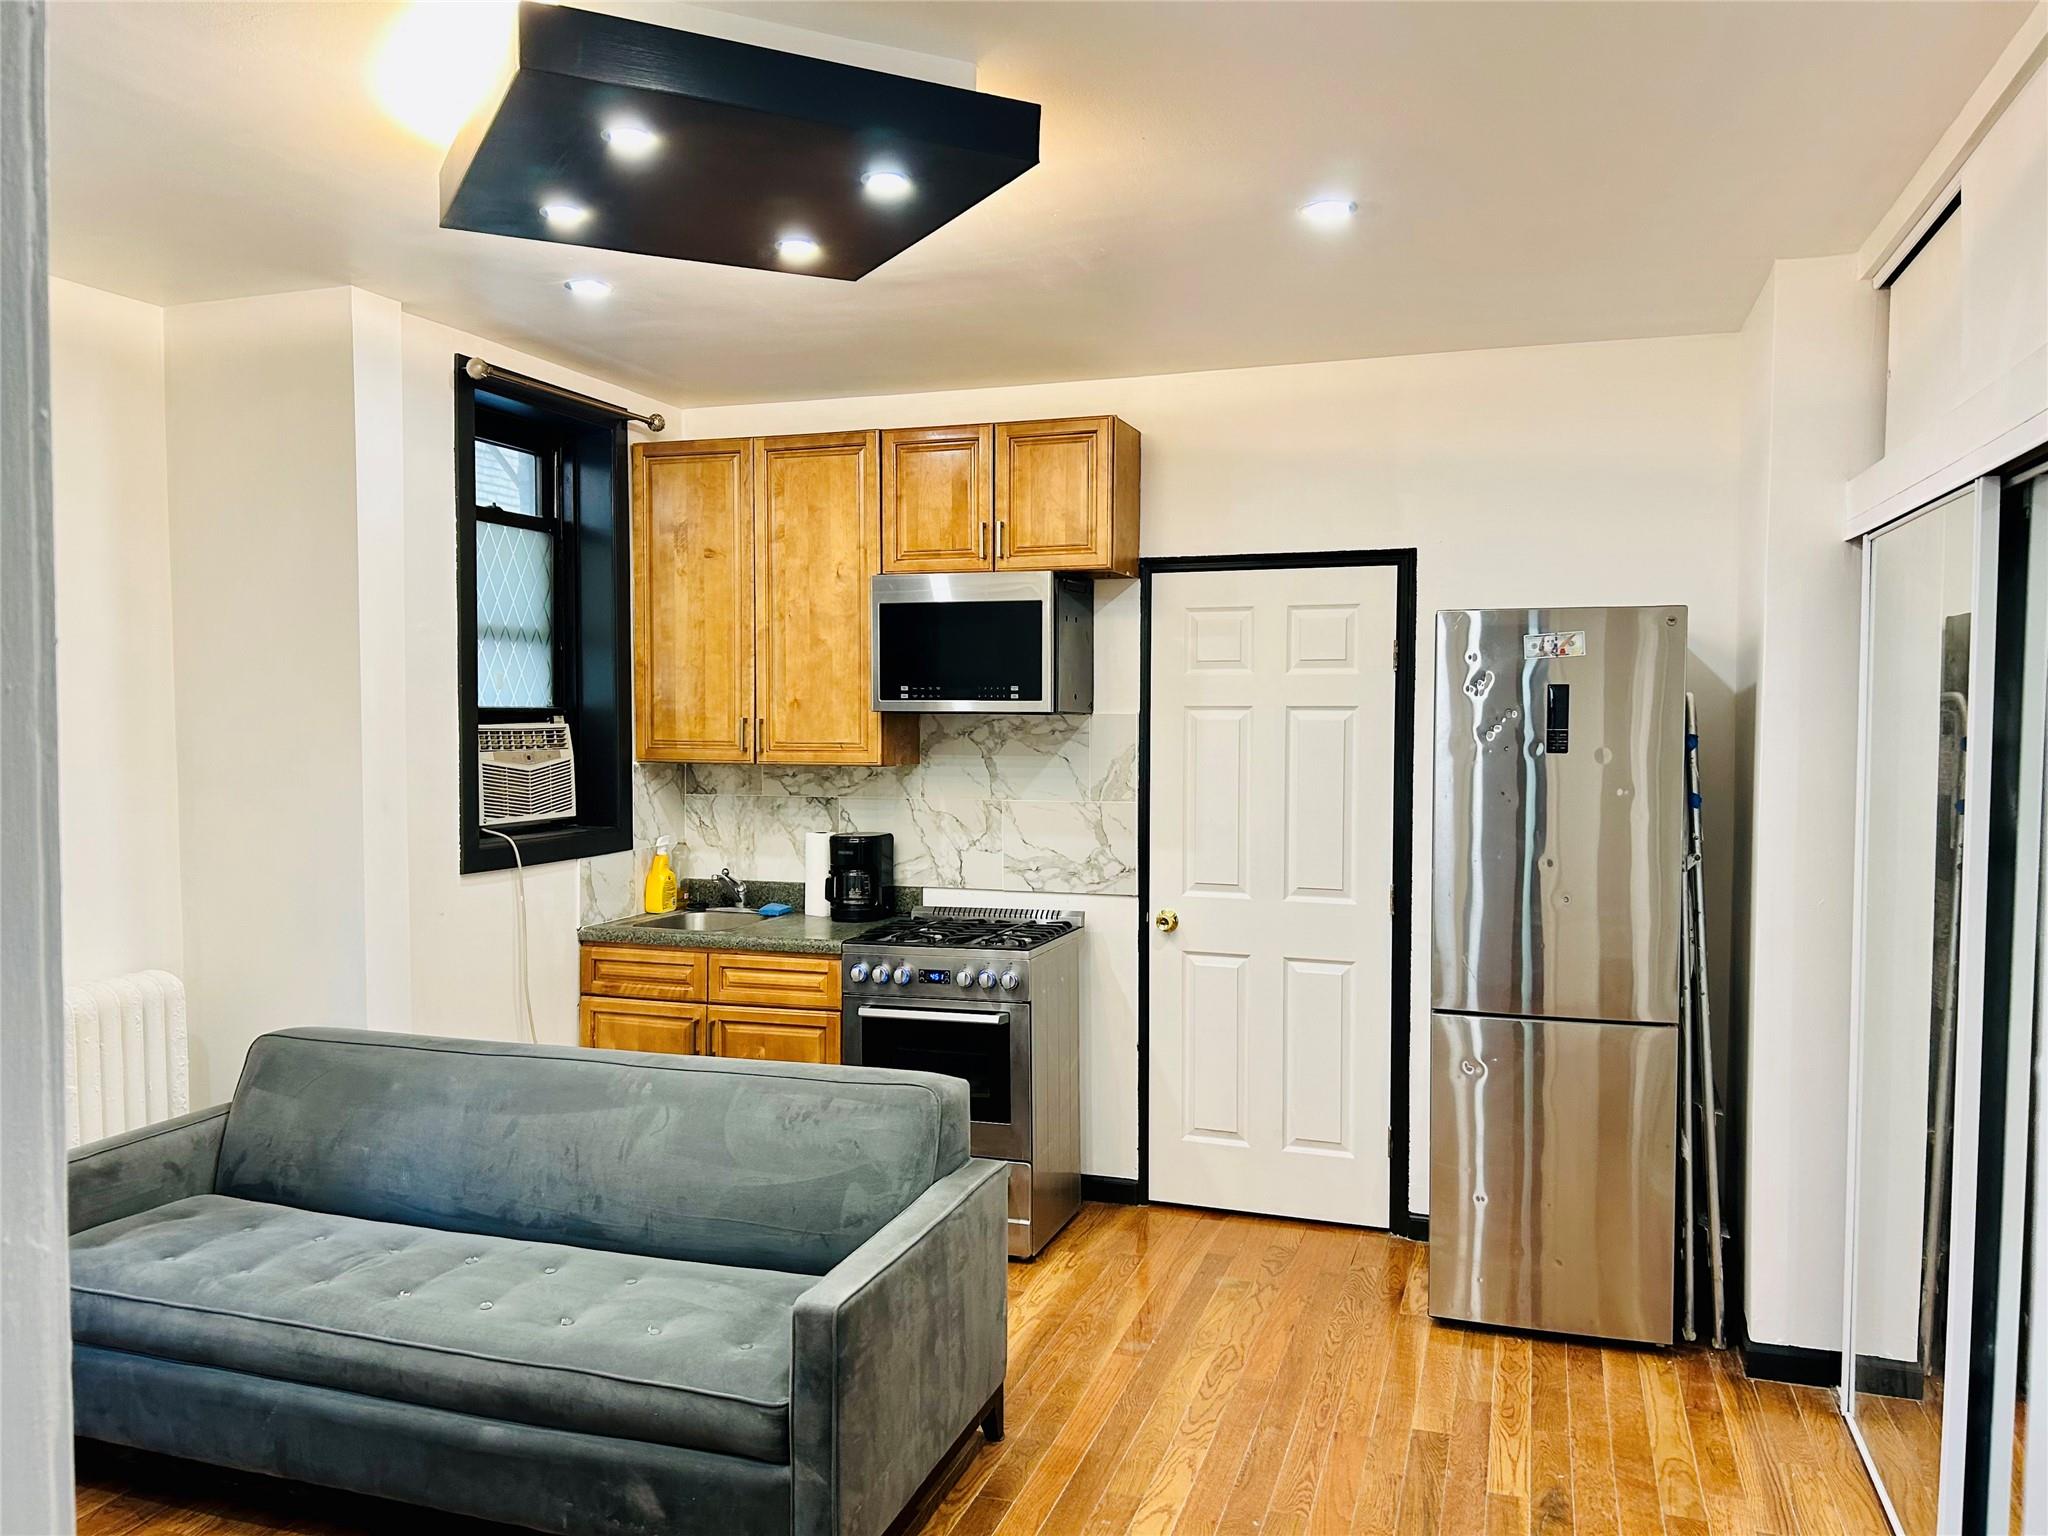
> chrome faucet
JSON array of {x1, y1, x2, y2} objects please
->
[{"x1": 713, "y1": 868, "x2": 747, "y2": 908}]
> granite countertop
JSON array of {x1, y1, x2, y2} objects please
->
[
  {"x1": 579, "y1": 881, "x2": 920, "y2": 956},
  {"x1": 578, "y1": 909, "x2": 885, "y2": 956}
]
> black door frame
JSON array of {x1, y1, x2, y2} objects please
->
[{"x1": 1136, "y1": 548, "x2": 1425, "y2": 1238}]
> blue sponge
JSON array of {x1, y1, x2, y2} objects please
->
[{"x1": 757, "y1": 902, "x2": 793, "y2": 917}]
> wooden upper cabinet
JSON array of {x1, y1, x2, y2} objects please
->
[
  {"x1": 633, "y1": 440, "x2": 754, "y2": 762},
  {"x1": 995, "y1": 416, "x2": 1141, "y2": 577},
  {"x1": 754, "y1": 433, "x2": 917, "y2": 766},
  {"x1": 881, "y1": 425, "x2": 994, "y2": 572}
]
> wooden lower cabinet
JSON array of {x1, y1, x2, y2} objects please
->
[
  {"x1": 708, "y1": 1005, "x2": 841, "y2": 1065},
  {"x1": 579, "y1": 944, "x2": 842, "y2": 1063},
  {"x1": 580, "y1": 995, "x2": 705, "y2": 1055},
  {"x1": 708, "y1": 950, "x2": 841, "y2": 1010},
  {"x1": 580, "y1": 943, "x2": 705, "y2": 1003}
]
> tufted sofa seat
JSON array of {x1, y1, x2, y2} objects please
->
[
  {"x1": 68, "y1": 1029, "x2": 1011, "y2": 1536},
  {"x1": 71, "y1": 1195, "x2": 808, "y2": 1461}
]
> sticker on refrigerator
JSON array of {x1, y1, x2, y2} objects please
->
[{"x1": 1523, "y1": 630, "x2": 1586, "y2": 660}]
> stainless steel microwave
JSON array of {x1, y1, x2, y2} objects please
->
[{"x1": 871, "y1": 571, "x2": 1093, "y2": 713}]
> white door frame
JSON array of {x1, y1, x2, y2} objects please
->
[{"x1": 1136, "y1": 549, "x2": 1419, "y2": 1230}]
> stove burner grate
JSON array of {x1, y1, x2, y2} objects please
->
[{"x1": 855, "y1": 913, "x2": 1078, "y2": 951}]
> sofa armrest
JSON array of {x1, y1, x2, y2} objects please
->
[
  {"x1": 68, "y1": 1103, "x2": 230, "y2": 1235},
  {"x1": 789, "y1": 1156, "x2": 1009, "y2": 1536}
]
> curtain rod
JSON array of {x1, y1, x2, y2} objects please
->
[{"x1": 464, "y1": 357, "x2": 665, "y2": 433}]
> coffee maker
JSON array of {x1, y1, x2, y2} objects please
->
[{"x1": 824, "y1": 833, "x2": 893, "y2": 922}]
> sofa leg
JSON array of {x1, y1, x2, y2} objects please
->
[{"x1": 982, "y1": 1388, "x2": 1005, "y2": 1443}]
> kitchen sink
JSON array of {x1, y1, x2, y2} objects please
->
[{"x1": 639, "y1": 909, "x2": 767, "y2": 932}]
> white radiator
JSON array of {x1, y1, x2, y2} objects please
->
[{"x1": 63, "y1": 970, "x2": 190, "y2": 1147}]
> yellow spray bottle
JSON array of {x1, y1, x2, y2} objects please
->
[{"x1": 643, "y1": 836, "x2": 679, "y2": 914}]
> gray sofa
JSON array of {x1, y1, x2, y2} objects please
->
[{"x1": 68, "y1": 1028, "x2": 1009, "y2": 1536}]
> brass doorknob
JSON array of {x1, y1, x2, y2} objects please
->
[{"x1": 1154, "y1": 909, "x2": 1179, "y2": 933}]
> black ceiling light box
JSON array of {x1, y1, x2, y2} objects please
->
[{"x1": 440, "y1": 3, "x2": 1041, "y2": 282}]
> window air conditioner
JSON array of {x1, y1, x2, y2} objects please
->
[{"x1": 478, "y1": 719, "x2": 576, "y2": 827}]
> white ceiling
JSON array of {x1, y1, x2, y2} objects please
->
[{"x1": 47, "y1": 0, "x2": 2031, "y2": 407}]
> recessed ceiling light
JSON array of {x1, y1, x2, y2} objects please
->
[
  {"x1": 540, "y1": 201, "x2": 591, "y2": 229},
  {"x1": 601, "y1": 122, "x2": 660, "y2": 159},
  {"x1": 861, "y1": 169, "x2": 915, "y2": 202},
  {"x1": 563, "y1": 277, "x2": 612, "y2": 298},
  {"x1": 1299, "y1": 198, "x2": 1358, "y2": 227},
  {"x1": 775, "y1": 235, "x2": 823, "y2": 264}
]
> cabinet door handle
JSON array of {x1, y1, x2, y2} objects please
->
[
  {"x1": 757, "y1": 717, "x2": 765, "y2": 756},
  {"x1": 996, "y1": 519, "x2": 1007, "y2": 560},
  {"x1": 976, "y1": 520, "x2": 987, "y2": 561},
  {"x1": 740, "y1": 716, "x2": 750, "y2": 753}
]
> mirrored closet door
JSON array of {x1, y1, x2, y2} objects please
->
[
  {"x1": 1846, "y1": 484, "x2": 1985, "y2": 1535},
  {"x1": 1846, "y1": 465, "x2": 2048, "y2": 1536}
]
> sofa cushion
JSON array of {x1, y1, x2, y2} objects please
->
[
  {"x1": 214, "y1": 1029, "x2": 969, "y2": 1274},
  {"x1": 71, "y1": 1194, "x2": 808, "y2": 1463}
]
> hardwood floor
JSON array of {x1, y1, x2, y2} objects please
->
[{"x1": 76, "y1": 1203, "x2": 1894, "y2": 1536}]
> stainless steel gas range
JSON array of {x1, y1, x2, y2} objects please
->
[{"x1": 842, "y1": 907, "x2": 1083, "y2": 1259}]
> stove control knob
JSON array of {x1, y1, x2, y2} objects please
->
[
  {"x1": 892, "y1": 965, "x2": 913, "y2": 986},
  {"x1": 977, "y1": 969, "x2": 997, "y2": 990},
  {"x1": 848, "y1": 961, "x2": 870, "y2": 983},
  {"x1": 955, "y1": 968, "x2": 977, "y2": 988},
  {"x1": 999, "y1": 970, "x2": 1020, "y2": 992},
  {"x1": 872, "y1": 964, "x2": 892, "y2": 986}
]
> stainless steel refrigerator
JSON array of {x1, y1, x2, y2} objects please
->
[{"x1": 1429, "y1": 604, "x2": 1685, "y2": 1345}]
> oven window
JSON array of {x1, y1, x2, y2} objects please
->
[
  {"x1": 861, "y1": 1012, "x2": 1012, "y2": 1122},
  {"x1": 877, "y1": 600, "x2": 1044, "y2": 703}
]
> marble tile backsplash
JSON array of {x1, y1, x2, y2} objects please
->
[{"x1": 579, "y1": 712, "x2": 1140, "y2": 924}]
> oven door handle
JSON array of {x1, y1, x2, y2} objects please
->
[{"x1": 855, "y1": 1006, "x2": 1011, "y2": 1027}]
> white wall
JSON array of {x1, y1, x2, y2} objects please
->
[
  {"x1": 49, "y1": 279, "x2": 184, "y2": 988},
  {"x1": 53, "y1": 282, "x2": 681, "y2": 1091},
  {"x1": 1738, "y1": 257, "x2": 1889, "y2": 1351},
  {"x1": 398, "y1": 313, "x2": 677, "y2": 1048},
  {"x1": 675, "y1": 332, "x2": 1748, "y2": 1214},
  {"x1": 1885, "y1": 209, "x2": 1966, "y2": 453},
  {"x1": 163, "y1": 289, "x2": 371, "y2": 1102},
  {"x1": 351, "y1": 289, "x2": 413, "y2": 1033}
]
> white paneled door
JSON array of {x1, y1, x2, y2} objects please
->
[{"x1": 1148, "y1": 563, "x2": 1398, "y2": 1225}]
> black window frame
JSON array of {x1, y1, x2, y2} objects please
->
[{"x1": 455, "y1": 356, "x2": 632, "y2": 874}]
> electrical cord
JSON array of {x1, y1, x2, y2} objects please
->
[{"x1": 479, "y1": 827, "x2": 539, "y2": 1044}]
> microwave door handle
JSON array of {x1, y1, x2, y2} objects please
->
[{"x1": 856, "y1": 1006, "x2": 1010, "y2": 1027}]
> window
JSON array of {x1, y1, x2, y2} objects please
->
[
  {"x1": 455, "y1": 357, "x2": 632, "y2": 873},
  {"x1": 472, "y1": 423, "x2": 562, "y2": 712}
]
